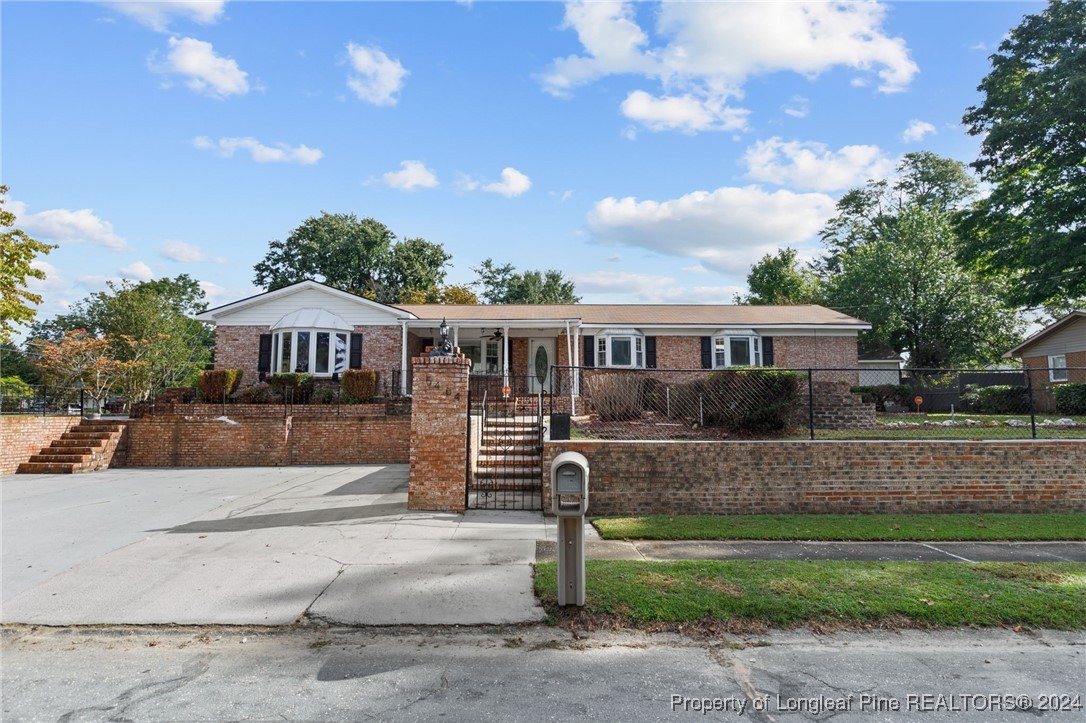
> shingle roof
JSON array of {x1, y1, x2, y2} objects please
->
[{"x1": 393, "y1": 303, "x2": 868, "y2": 327}]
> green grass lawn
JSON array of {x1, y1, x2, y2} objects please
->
[
  {"x1": 534, "y1": 560, "x2": 1086, "y2": 629},
  {"x1": 592, "y1": 513, "x2": 1086, "y2": 542}
]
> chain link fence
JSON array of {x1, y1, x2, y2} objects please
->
[{"x1": 549, "y1": 366, "x2": 1086, "y2": 441}]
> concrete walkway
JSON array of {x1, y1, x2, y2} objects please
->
[
  {"x1": 2, "y1": 465, "x2": 561, "y2": 626},
  {"x1": 536, "y1": 539, "x2": 1086, "y2": 562}
]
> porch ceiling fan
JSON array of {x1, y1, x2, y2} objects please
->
[{"x1": 486, "y1": 329, "x2": 504, "y2": 341}]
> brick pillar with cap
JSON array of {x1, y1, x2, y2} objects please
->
[{"x1": 408, "y1": 354, "x2": 470, "y2": 512}]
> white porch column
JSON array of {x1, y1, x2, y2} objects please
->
[
  {"x1": 502, "y1": 326, "x2": 509, "y2": 389},
  {"x1": 453, "y1": 326, "x2": 459, "y2": 350},
  {"x1": 400, "y1": 321, "x2": 409, "y2": 395},
  {"x1": 572, "y1": 323, "x2": 580, "y2": 411}
]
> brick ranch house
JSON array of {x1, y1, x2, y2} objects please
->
[
  {"x1": 195, "y1": 279, "x2": 871, "y2": 397},
  {"x1": 1005, "y1": 310, "x2": 1086, "y2": 386}
]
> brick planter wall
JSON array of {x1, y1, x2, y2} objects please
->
[
  {"x1": 812, "y1": 380, "x2": 876, "y2": 429},
  {"x1": 409, "y1": 355, "x2": 470, "y2": 512},
  {"x1": 1, "y1": 416, "x2": 81, "y2": 474},
  {"x1": 543, "y1": 439, "x2": 1086, "y2": 516},
  {"x1": 124, "y1": 416, "x2": 410, "y2": 467}
]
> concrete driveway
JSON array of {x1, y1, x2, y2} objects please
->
[{"x1": 1, "y1": 465, "x2": 550, "y2": 626}]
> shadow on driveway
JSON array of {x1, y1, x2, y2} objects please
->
[{"x1": 160, "y1": 502, "x2": 407, "y2": 534}]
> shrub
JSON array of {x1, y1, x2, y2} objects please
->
[
  {"x1": 969, "y1": 385, "x2": 1030, "y2": 414},
  {"x1": 584, "y1": 372, "x2": 645, "y2": 421},
  {"x1": 1, "y1": 375, "x2": 34, "y2": 412},
  {"x1": 342, "y1": 369, "x2": 378, "y2": 403},
  {"x1": 851, "y1": 384, "x2": 912, "y2": 412},
  {"x1": 1054, "y1": 383, "x2": 1086, "y2": 415},
  {"x1": 268, "y1": 373, "x2": 314, "y2": 402},
  {"x1": 198, "y1": 369, "x2": 243, "y2": 401},
  {"x1": 310, "y1": 384, "x2": 338, "y2": 405},
  {"x1": 701, "y1": 369, "x2": 804, "y2": 433},
  {"x1": 233, "y1": 382, "x2": 281, "y2": 404}
]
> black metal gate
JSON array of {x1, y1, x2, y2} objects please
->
[{"x1": 466, "y1": 374, "x2": 544, "y2": 511}]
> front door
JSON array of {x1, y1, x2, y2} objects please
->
[{"x1": 528, "y1": 338, "x2": 555, "y2": 393}]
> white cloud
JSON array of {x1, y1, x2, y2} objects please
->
[
  {"x1": 572, "y1": 270, "x2": 742, "y2": 303},
  {"x1": 382, "y1": 160, "x2": 439, "y2": 190},
  {"x1": 483, "y1": 167, "x2": 532, "y2": 198},
  {"x1": 742, "y1": 137, "x2": 894, "y2": 192},
  {"x1": 901, "y1": 119, "x2": 937, "y2": 143},
  {"x1": 783, "y1": 95, "x2": 809, "y2": 118},
  {"x1": 586, "y1": 185, "x2": 835, "y2": 274},
  {"x1": 198, "y1": 280, "x2": 262, "y2": 306},
  {"x1": 346, "y1": 42, "x2": 407, "y2": 106},
  {"x1": 160, "y1": 239, "x2": 224, "y2": 263},
  {"x1": 153, "y1": 36, "x2": 249, "y2": 98},
  {"x1": 14, "y1": 203, "x2": 129, "y2": 251},
  {"x1": 620, "y1": 90, "x2": 749, "y2": 133},
  {"x1": 192, "y1": 136, "x2": 322, "y2": 164},
  {"x1": 119, "y1": 261, "x2": 155, "y2": 281},
  {"x1": 543, "y1": 1, "x2": 917, "y2": 134},
  {"x1": 103, "y1": 1, "x2": 225, "y2": 32}
]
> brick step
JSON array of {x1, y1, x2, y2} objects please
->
[
  {"x1": 61, "y1": 431, "x2": 114, "y2": 441},
  {"x1": 49, "y1": 439, "x2": 105, "y2": 449},
  {"x1": 484, "y1": 420, "x2": 539, "y2": 428},
  {"x1": 43, "y1": 445, "x2": 99, "y2": 456},
  {"x1": 29, "y1": 453, "x2": 93, "y2": 464},
  {"x1": 16, "y1": 461, "x2": 88, "y2": 474},
  {"x1": 480, "y1": 443, "x2": 539, "y2": 453},
  {"x1": 77, "y1": 421, "x2": 125, "y2": 430},
  {"x1": 477, "y1": 455, "x2": 541, "y2": 466},
  {"x1": 476, "y1": 468, "x2": 542, "y2": 480}
]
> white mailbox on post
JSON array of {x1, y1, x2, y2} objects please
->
[{"x1": 550, "y1": 451, "x2": 589, "y2": 606}]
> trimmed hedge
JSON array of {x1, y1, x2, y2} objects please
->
[
  {"x1": 964, "y1": 384, "x2": 1030, "y2": 414},
  {"x1": 1054, "y1": 383, "x2": 1086, "y2": 415},
  {"x1": 268, "y1": 373, "x2": 314, "y2": 402},
  {"x1": 702, "y1": 368, "x2": 804, "y2": 433},
  {"x1": 342, "y1": 369, "x2": 378, "y2": 404},
  {"x1": 198, "y1": 369, "x2": 243, "y2": 401},
  {"x1": 585, "y1": 373, "x2": 645, "y2": 421}
]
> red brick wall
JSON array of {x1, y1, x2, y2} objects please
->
[
  {"x1": 408, "y1": 355, "x2": 470, "y2": 512},
  {"x1": 0, "y1": 417, "x2": 81, "y2": 474},
  {"x1": 149, "y1": 403, "x2": 389, "y2": 418},
  {"x1": 124, "y1": 416, "x2": 409, "y2": 467},
  {"x1": 773, "y1": 336, "x2": 860, "y2": 381},
  {"x1": 544, "y1": 440, "x2": 1086, "y2": 515}
]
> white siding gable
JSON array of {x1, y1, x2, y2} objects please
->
[{"x1": 212, "y1": 286, "x2": 403, "y2": 327}]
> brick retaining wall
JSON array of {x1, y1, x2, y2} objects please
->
[
  {"x1": 1, "y1": 416, "x2": 81, "y2": 474},
  {"x1": 543, "y1": 440, "x2": 1086, "y2": 515},
  {"x1": 124, "y1": 416, "x2": 410, "y2": 467}
]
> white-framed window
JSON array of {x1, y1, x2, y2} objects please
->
[
  {"x1": 713, "y1": 335, "x2": 761, "y2": 368},
  {"x1": 596, "y1": 332, "x2": 644, "y2": 368},
  {"x1": 461, "y1": 340, "x2": 502, "y2": 374},
  {"x1": 1050, "y1": 354, "x2": 1068, "y2": 382},
  {"x1": 273, "y1": 330, "x2": 348, "y2": 376}
]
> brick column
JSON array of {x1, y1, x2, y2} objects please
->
[{"x1": 408, "y1": 355, "x2": 471, "y2": 512}]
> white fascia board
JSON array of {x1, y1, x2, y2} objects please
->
[
  {"x1": 577, "y1": 323, "x2": 870, "y2": 333},
  {"x1": 196, "y1": 280, "x2": 417, "y2": 322},
  {"x1": 404, "y1": 318, "x2": 580, "y2": 328}
]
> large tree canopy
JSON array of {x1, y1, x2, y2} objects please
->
[
  {"x1": 252, "y1": 212, "x2": 451, "y2": 303},
  {"x1": 472, "y1": 259, "x2": 580, "y2": 304},
  {"x1": 1, "y1": 185, "x2": 56, "y2": 342},
  {"x1": 961, "y1": 0, "x2": 1086, "y2": 308},
  {"x1": 746, "y1": 153, "x2": 1025, "y2": 368}
]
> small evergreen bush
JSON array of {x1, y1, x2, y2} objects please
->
[{"x1": 342, "y1": 369, "x2": 378, "y2": 403}]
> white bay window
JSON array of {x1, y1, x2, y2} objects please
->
[
  {"x1": 714, "y1": 331, "x2": 762, "y2": 368},
  {"x1": 596, "y1": 330, "x2": 644, "y2": 368},
  {"x1": 273, "y1": 330, "x2": 348, "y2": 375}
]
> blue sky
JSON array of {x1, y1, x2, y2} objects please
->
[{"x1": 4, "y1": 0, "x2": 1043, "y2": 324}]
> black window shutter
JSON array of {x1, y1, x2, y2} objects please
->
[
  {"x1": 700, "y1": 336, "x2": 712, "y2": 369},
  {"x1": 421, "y1": 337, "x2": 433, "y2": 352},
  {"x1": 645, "y1": 336, "x2": 657, "y2": 369},
  {"x1": 762, "y1": 336, "x2": 774, "y2": 366},
  {"x1": 583, "y1": 335, "x2": 595, "y2": 367},
  {"x1": 257, "y1": 334, "x2": 272, "y2": 373},
  {"x1": 349, "y1": 333, "x2": 363, "y2": 369}
]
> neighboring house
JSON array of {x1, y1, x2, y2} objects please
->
[
  {"x1": 194, "y1": 280, "x2": 871, "y2": 396},
  {"x1": 1005, "y1": 310, "x2": 1086, "y2": 386},
  {"x1": 857, "y1": 348, "x2": 903, "y2": 386}
]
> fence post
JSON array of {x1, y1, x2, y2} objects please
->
[
  {"x1": 80, "y1": 388, "x2": 85, "y2": 418},
  {"x1": 807, "y1": 368, "x2": 815, "y2": 440},
  {"x1": 1026, "y1": 369, "x2": 1037, "y2": 440}
]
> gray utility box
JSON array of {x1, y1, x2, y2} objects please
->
[{"x1": 550, "y1": 451, "x2": 589, "y2": 606}]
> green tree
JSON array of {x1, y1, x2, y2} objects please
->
[
  {"x1": 824, "y1": 204, "x2": 1023, "y2": 368},
  {"x1": 1, "y1": 342, "x2": 40, "y2": 383},
  {"x1": 472, "y1": 259, "x2": 580, "y2": 304},
  {"x1": 27, "y1": 276, "x2": 213, "y2": 399},
  {"x1": 1, "y1": 185, "x2": 56, "y2": 342},
  {"x1": 399, "y1": 284, "x2": 479, "y2": 304},
  {"x1": 735, "y1": 247, "x2": 822, "y2": 305},
  {"x1": 379, "y1": 237, "x2": 452, "y2": 303},
  {"x1": 253, "y1": 212, "x2": 452, "y2": 302},
  {"x1": 961, "y1": 0, "x2": 1086, "y2": 308}
]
